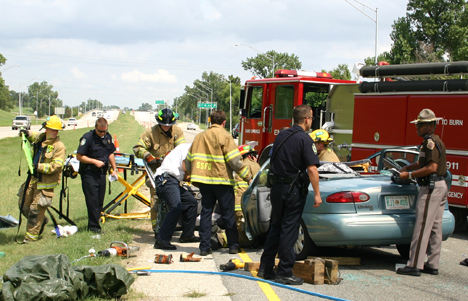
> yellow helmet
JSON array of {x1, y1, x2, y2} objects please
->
[
  {"x1": 44, "y1": 115, "x2": 65, "y2": 131},
  {"x1": 310, "y1": 129, "x2": 333, "y2": 144}
]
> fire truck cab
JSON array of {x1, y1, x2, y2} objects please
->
[{"x1": 239, "y1": 69, "x2": 355, "y2": 153}]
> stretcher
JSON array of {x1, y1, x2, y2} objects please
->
[{"x1": 100, "y1": 153, "x2": 152, "y2": 223}]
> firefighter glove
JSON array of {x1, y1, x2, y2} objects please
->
[
  {"x1": 144, "y1": 153, "x2": 157, "y2": 165},
  {"x1": 19, "y1": 129, "x2": 29, "y2": 137}
]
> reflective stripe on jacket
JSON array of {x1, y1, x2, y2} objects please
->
[
  {"x1": 234, "y1": 158, "x2": 261, "y2": 208},
  {"x1": 28, "y1": 132, "x2": 66, "y2": 191},
  {"x1": 133, "y1": 124, "x2": 185, "y2": 161},
  {"x1": 187, "y1": 124, "x2": 250, "y2": 185}
]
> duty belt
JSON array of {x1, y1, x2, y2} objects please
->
[{"x1": 276, "y1": 176, "x2": 294, "y2": 184}]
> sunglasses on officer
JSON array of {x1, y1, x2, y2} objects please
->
[{"x1": 96, "y1": 129, "x2": 107, "y2": 133}]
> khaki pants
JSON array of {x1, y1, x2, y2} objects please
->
[
  {"x1": 19, "y1": 182, "x2": 53, "y2": 241},
  {"x1": 407, "y1": 180, "x2": 448, "y2": 270}
]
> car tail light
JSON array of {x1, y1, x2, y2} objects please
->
[{"x1": 326, "y1": 192, "x2": 370, "y2": 203}]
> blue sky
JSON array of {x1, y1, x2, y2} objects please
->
[{"x1": 0, "y1": 0, "x2": 409, "y2": 109}]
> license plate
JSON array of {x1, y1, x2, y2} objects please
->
[{"x1": 385, "y1": 196, "x2": 410, "y2": 210}]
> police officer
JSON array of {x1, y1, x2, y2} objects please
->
[
  {"x1": 153, "y1": 143, "x2": 198, "y2": 250},
  {"x1": 19, "y1": 115, "x2": 66, "y2": 242},
  {"x1": 258, "y1": 104, "x2": 322, "y2": 285},
  {"x1": 186, "y1": 110, "x2": 251, "y2": 256},
  {"x1": 77, "y1": 117, "x2": 117, "y2": 233},
  {"x1": 133, "y1": 108, "x2": 185, "y2": 238},
  {"x1": 309, "y1": 129, "x2": 340, "y2": 162},
  {"x1": 397, "y1": 108, "x2": 448, "y2": 276}
]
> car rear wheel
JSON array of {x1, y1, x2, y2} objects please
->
[
  {"x1": 396, "y1": 244, "x2": 410, "y2": 259},
  {"x1": 294, "y1": 219, "x2": 318, "y2": 260}
]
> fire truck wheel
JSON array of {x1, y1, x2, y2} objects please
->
[
  {"x1": 295, "y1": 219, "x2": 318, "y2": 261},
  {"x1": 396, "y1": 244, "x2": 410, "y2": 259}
]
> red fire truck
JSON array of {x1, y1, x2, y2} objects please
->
[{"x1": 239, "y1": 62, "x2": 468, "y2": 229}]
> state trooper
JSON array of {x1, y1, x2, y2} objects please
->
[
  {"x1": 77, "y1": 117, "x2": 117, "y2": 233},
  {"x1": 19, "y1": 115, "x2": 66, "y2": 243},
  {"x1": 258, "y1": 104, "x2": 322, "y2": 285},
  {"x1": 397, "y1": 108, "x2": 448, "y2": 276},
  {"x1": 133, "y1": 108, "x2": 186, "y2": 238}
]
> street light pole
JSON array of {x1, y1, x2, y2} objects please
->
[
  {"x1": 195, "y1": 81, "x2": 214, "y2": 113},
  {"x1": 344, "y1": 0, "x2": 378, "y2": 65},
  {"x1": 0, "y1": 65, "x2": 20, "y2": 73},
  {"x1": 235, "y1": 43, "x2": 275, "y2": 78}
]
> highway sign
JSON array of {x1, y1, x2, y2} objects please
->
[
  {"x1": 155, "y1": 100, "x2": 165, "y2": 105},
  {"x1": 197, "y1": 102, "x2": 217, "y2": 108}
]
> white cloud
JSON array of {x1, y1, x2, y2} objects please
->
[
  {"x1": 70, "y1": 67, "x2": 87, "y2": 79},
  {"x1": 121, "y1": 70, "x2": 177, "y2": 84}
]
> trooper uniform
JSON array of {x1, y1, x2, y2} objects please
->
[
  {"x1": 19, "y1": 117, "x2": 66, "y2": 242},
  {"x1": 133, "y1": 109, "x2": 185, "y2": 236},
  {"x1": 153, "y1": 143, "x2": 198, "y2": 250},
  {"x1": 77, "y1": 129, "x2": 116, "y2": 232},
  {"x1": 234, "y1": 145, "x2": 260, "y2": 247},
  {"x1": 259, "y1": 124, "x2": 319, "y2": 281},
  {"x1": 397, "y1": 108, "x2": 448, "y2": 276},
  {"x1": 186, "y1": 121, "x2": 251, "y2": 255}
]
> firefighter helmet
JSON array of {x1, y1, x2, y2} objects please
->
[
  {"x1": 238, "y1": 144, "x2": 258, "y2": 156},
  {"x1": 155, "y1": 108, "x2": 176, "y2": 126},
  {"x1": 310, "y1": 129, "x2": 333, "y2": 144},
  {"x1": 43, "y1": 115, "x2": 65, "y2": 131}
]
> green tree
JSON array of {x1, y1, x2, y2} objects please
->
[
  {"x1": 241, "y1": 50, "x2": 302, "y2": 79},
  {"x1": 0, "y1": 53, "x2": 11, "y2": 111},
  {"x1": 137, "y1": 103, "x2": 153, "y2": 111},
  {"x1": 387, "y1": 0, "x2": 468, "y2": 64},
  {"x1": 27, "y1": 81, "x2": 59, "y2": 117},
  {"x1": 323, "y1": 64, "x2": 352, "y2": 80}
]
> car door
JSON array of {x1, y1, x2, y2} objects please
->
[{"x1": 241, "y1": 159, "x2": 272, "y2": 239}]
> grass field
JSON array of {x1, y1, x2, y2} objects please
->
[{"x1": 0, "y1": 112, "x2": 150, "y2": 300}]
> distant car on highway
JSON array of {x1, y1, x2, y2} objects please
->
[
  {"x1": 67, "y1": 118, "x2": 78, "y2": 126},
  {"x1": 12, "y1": 115, "x2": 31, "y2": 130},
  {"x1": 186, "y1": 123, "x2": 198, "y2": 130}
]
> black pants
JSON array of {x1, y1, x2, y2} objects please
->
[
  {"x1": 260, "y1": 183, "x2": 306, "y2": 277},
  {"x1": 156, "y1": 176, "x2": 197, "y2": 241},
  {"x1": 198, "y1": 183, "x2": 238, "y2": 251},
  {"x1": 81, "y1": 169, "x2": 106, "y2": 232}
]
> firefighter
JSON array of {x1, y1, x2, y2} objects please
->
[
  {"x1": 133, "y1": 108, "x2": 186, "y2": 238},
  {"x1": 397, "y1": 108, "x2": 447, "y2": 276},
  {"x1": 153, "y1": 143, "x2": 198, "y2": 250},
  {"x1": 234, "y1": 144, "x2": 260, "y2": 247},
  {"x1": 309, "y1": 129, "x2": 339, "y2": 162},
  {"x1": 258, "y1": 105, "x2": 321, "y2": 285},
  {"x1": 186, "y1": 110, "x2": 251, "y2": 256},
  {"x1": 77, "y1": 117, "x2": 117, "y2": 233},
  {"x1": 19, "y1": 115, "x2": 66, "y2": 243}
]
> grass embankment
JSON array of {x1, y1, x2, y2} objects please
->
[{"x1": 0, "y1": 112, "x2": 149, "y2": 299}]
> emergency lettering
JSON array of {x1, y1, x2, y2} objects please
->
[
  {"x1": 196, "y1": 162, "x2": 212, "y2": 170},
  {"x1": 448, "y1": 191, "x2": 464, "y2": 199}
]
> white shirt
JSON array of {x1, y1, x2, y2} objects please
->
[{"x1": 154, "y1": 143, "x2": 191, "y2": 181}]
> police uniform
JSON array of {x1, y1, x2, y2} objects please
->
[
  {"x1": 154, "y1": 143, "x2": 198, "y2": 249},
  {"x1": 407, "y1": 133, "x2": 447, "y2": 270},
  {"x1": 259, "y1": 124, "x2": 319, "y2": 279},
  {"x1": 133, "y1": 124, "x2": 185, "y2": 234},
  {"x1": 186, "y1": 123, "x2": 250, "y2": 255},
  {"x1": 77, "y1": 130, "x2": 116, "y2": 232}
]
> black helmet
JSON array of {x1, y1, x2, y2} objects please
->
[{"x1": 155, "y1": 108, "x2": 176, "y2": 126}]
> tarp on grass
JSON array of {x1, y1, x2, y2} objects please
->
[{"x1": 0, "y1": 254, "x2": 134, "y2": 301}]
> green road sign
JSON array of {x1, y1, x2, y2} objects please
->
[
  {"x1": 155, "y1": 100, "x2": 165, "y2": 105},
  {"x1": 197, "y1": 102, "x2": 217, "y2": 108}
]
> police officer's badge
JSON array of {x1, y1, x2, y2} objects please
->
[
  {"x1": 80, "y1": 138, "x2": 86, "y2": 146},
  {"x1": 427, "y1": 139, "x2": 435, "y2": 150},
  {"x1": 312, "y1": 143, "x2": 318, "y2": 155}
]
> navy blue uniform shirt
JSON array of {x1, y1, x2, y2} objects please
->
[
  {"x1": 270, "y1": 124, "x2": 319, "y2": 178},
  {"x1": 77, "y1": 130, "x2": 116, "y2": 163}
]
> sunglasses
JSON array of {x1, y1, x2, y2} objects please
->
[
  {"x1": 415, "y1": 123, "x2": 428, "y2": 128},
  {"x1": 96, "y1": 128, "x2": 107, "y2": 133}
]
